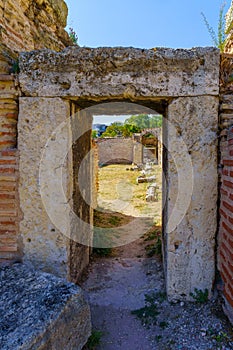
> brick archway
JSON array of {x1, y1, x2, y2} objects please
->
[{"x1": 18, "y1": 46, "x2": 219, "y2": 300}]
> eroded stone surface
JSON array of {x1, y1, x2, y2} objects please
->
[
  {"x1": 0, "y1": 263, "x2": 91, "y2": 350},
  {"x1": 165, "y1": 96, "x2": 219, "y2": 300},
  {"x1": 18, "y1": 98, "x2": 93, "y2": 282},
  {"x1": 0, "y1": 0, "x2": 72, "y2": 53},
  {"x1": 18, "y1": 97, "x2": 71, "y2": 278},
  {"x1": 19, "y1": 46, "x2": 220, "y2": 99}
]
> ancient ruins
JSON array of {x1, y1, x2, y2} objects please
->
[{"x1": 1, "y1": 0, "x2": 233, "y2": 348}]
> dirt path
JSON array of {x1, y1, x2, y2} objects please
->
[
  {"x1": 82, "y1": 237, "x2": 163, "y2": 350},
  {"x1": 81, "y1": 238, "x2": 233, "y2": 350},
  {"x1": 82, "y1": 165, "x2": 233, "y2": 349}
]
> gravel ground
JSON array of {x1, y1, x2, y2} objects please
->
[{"x1": 82, "y1": 243, "x2": 233, "y2": 350}]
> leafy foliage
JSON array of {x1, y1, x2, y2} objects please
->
[
  {"x1": 201, "y1": 2, "x2": 227, "y2": 53},
  {"x1": 85, "y1": 330, "x2": 103, "y2": 350},
  {"x1": 122, "y1": 123, "x2": 141, "y2": 137},
  {"x1": 190, "y1": 288, "x2": 209, "y2": 303},
  {"x1": 92, "y1": 130, "x2": 98, "y2": 139},
  {"x1": 11, "y1": 60, "x2": 20, "y2": 74},
  {"x1": 101, "y1": 122, "x2": 123, "y2": 137},
  {"x1": 101, "y1": 122, "x2": 140, "y2": 138},
  {"x1": 68, "y1": 27, "x2": 78, "y2": 45},
  {"x1": 131, "y1": 294, "x2": 160, "y2": 327},
  {"x1": 93, "y1": 247, "x2": 112, "y2": 256},
  {"x1": 124, "y1": 114, "x2": 162, "y2": 129},
  {"x1": 101, "y1": 115, "x2": 162, "y2": 138}
]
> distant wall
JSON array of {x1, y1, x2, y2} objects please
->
[{"x1": 97, "y1": 138, "x2": 134, "y2": 165}]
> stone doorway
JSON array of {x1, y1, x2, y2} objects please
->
[{"x1": 18, "y1": 46, "x2": 219, "y2": 300}]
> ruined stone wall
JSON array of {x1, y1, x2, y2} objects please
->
[
  {"x1": 0, "y1": 0, "x2": 72, "y2": 53},
  {"x1": 0, "y1": 0, "x2": 72, "y2": 263},
  {"x1": 18, "y1": 47, "x2": 220, "y2": 299},
  {"x1": 96, "y1": 129, "x2": 162, "y2": 166},
  {"x1": 97, "y1": 138, "x2": 134, "y2": 165}
]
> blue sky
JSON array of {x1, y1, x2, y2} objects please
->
[
  {"x1": 65, "y1": 1, "x2": 232, "y2": 124},
  {"x1": 65, "y1": 0, "x2": 232, "y2": 49}
]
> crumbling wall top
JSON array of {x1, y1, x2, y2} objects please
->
[
  {"x1": 19, "y1": 46, "x2": 220, "y2": 99},
  {"x1": 0, "y1": 0, "x2": 72, "y2": 54}
]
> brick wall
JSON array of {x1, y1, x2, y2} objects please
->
[
  {"x1": 0, "y1": 50, "x2": 20, "y2": 262},
  {"x1": 218, "y1": 53, "x2": 233, "y2": 322},
  {"x1": 219, "y1": 123, "x2": 233, "y2": 312},
  {"x1": 0, "y1": 0, "x2": 72, "y2": 263},
  {"x1": 0, "y1": 149, "x2": 21, "y2": 262},
  {"x1": 0, "y1": 0, "x2": 72, "y2": 53}
]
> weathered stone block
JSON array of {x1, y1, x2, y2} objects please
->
[
  {"x1": 18, "y1": 97, "x2": 71, "y2": 278},
  {"x1": 0, "y1": 263, "x2": 91, "y2": 350},
  {"x1": 19, "y1": 47, "x2": 220, "y2": 99},
  {"x1": 165, "y1": 96, "x2": 219, "y2": 300}
]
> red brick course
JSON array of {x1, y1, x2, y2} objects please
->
[
  {"x1": 219, "y1": 120, "x2": 233, "y2": 312},
  {"x1": 0, "y1": 59, "x2": 20, "y2": 261}
]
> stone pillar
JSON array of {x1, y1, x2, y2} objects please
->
[
  {"x1": 164, "y1": 96, "x2": 219, "y2": 301},
  {"x1": 18, "y1": 97, "x2": 71, "y2": 278},
  {"x1": 69, "y1": 105, "x2": 93, "y2": 283},
  {"x1": 133, "y1": 140, "x2": 143, "y2": 164}
]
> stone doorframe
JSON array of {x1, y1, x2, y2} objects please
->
[{"x1": 18, "y1": 46, "x2": 219, "y2": 300}]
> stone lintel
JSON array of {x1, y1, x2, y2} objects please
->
[{"x1": 19, "y1": 46, "x2": 220, "y2": 99}]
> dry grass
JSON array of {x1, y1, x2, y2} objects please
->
[
  {"x1": 97, "y1": 164, "x2": 162, "y2": 224},
  {"x1": 93, "y1": 209, "x2": 133, "y2": 228}
]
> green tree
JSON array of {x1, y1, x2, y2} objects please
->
[
  {"x1": 124, "y1": 114, "x2": 162, "y2": 129},
  {"x1": 101, "y1": 122, "x2": 141, "y2": 138},
  {"x1": 92, "y1": 130, "x2": 98, "y2": 139},
  {"x1": 122, "y1": 123, "x2": 141, "y2": 137},
  {"x1": 101, "y1": 122, "x2": 124, "y2": 137}
]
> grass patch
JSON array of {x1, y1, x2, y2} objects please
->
[
  {"x1": 155, "y1": 335, "x2": 162, "y2": 342},
  {"x1": 93, "y1": 247, "x2": 112, "y2": 257},
  {"x1": 94, "y1": 209, "x2": 132, "y2": 228},
  {"x1": 209, "y1": 329, "x2": 231, "y2": 343},
  {"x1": 131, "y1": 292, "x2": 167, "y2": 328},
  {"x1": 189, "y1": 288, "x2": 209, "y2": 303},
  {"x1": 93, "y1": 209, "x2": 134, "y2": 257},
  {"x1": 159, "y1": 321, "x2": 169, "y2": 329},
  {"x1": 84, "y1": 330, "x2": 103, "y2": 350},
  {"x1": 97, "y1": 164, "x2": 162, "y2": 217},
  {"x1": 145, "y1": 236, "x2": 162, "y2": 257},
  {"x1": 143, "y1": 226, "x2": 162, "y2": 257}
]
